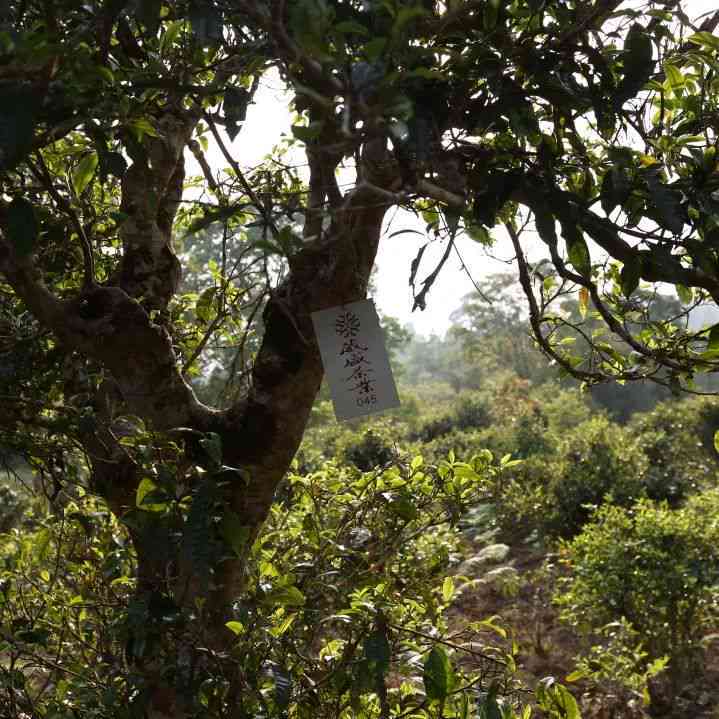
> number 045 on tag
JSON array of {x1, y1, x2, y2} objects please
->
[{"x1": 311, "y1": 299, "x2": 401, "y2": 421}]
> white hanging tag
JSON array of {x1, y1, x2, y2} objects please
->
[{"x1": 311, "y1": 299, "x2": 401, "y2": 421}]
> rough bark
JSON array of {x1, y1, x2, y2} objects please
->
[{"x1": 0, "y1": 98, "x2": 392, "y2": 715}]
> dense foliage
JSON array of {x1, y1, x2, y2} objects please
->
[
  {"x1": 1, "y1": 0, "x2": 719, "y2": 717},
  {"x1": 556, "y1": 493, "x2": 719, "y2": 684}
]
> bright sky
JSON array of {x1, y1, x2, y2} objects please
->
[{"x1": 188, "y1": 0, "x2": 717, "y2": 338}]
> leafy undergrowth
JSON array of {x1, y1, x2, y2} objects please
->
[{"x1": 446, "y1": 527, "x2": 719, "y2": 719}]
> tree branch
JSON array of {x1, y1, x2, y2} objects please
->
[{"x1": 29, "y1": 153, "x2": 96, "y2": 289}]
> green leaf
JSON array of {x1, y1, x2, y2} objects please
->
[
  {"x1": 565, "y1": 669, "x2": 589, "y2": 682},
  {"x1": 196, "y1": 286, "x2": 216, "y2": 322},
  {"x1": 128, "y1": 118, "x2": 160, "y2": 140},
  {"x1": 423, "y1": 646, "x2": 453, "y2": 702},
  {"x1": 663, "y1": 63, "x2": 683, "y2": 89},
  {"x1": 707, "y1": 324, "x2": 719, "y2": 351},
  {"x1": 160, "y1": 20, "x2": 184, "y2": 55},
  {"x1": 478, "y1": 686, "x2": 502, "y2": 719},
  {"x1": 94, "y1": 65, "x2": 115, "y2": 84},
  {"x1": 270, "y1": 613, "x2": 297, "y2": 637},
  {"x1": 600, "y1": 166, "x2": 631, "y2": 216},
  {"x1": 289, "y1": 0, "x2": 333, "y2": 57},
  {"x1": 15, "y1": 628, "x2": 50, "y2": 646},
  {"x1": 266, "y1": 585, "x2": 306, "y2": 607},
  {"x1": 225, "y1": 620, "x2": 245, "y2": 636},
  {"x1": 442, "y1": 206, "x2": 461, "y2": 239},
  {"x1": 135, "y1": 478, "x2": 166, "y2": 512},
  {"x1": 578, "y1": 287, "x2": 589, "y2": 318},
  {"x1": 363, "y1": 37, "x2": 387, "y2": 62},
  {"x1": 99, "y1": 151, "x2": 128, "y2": 180},
  {"x1": 190, "y1": 1, "x2": 223, "y2": 45},
  {"x1": 6, "y1": 198, "x2": 39, "y2": 257},
  {"x1": 620, "y1": 256, "x2": 641, "y2": 297},
  {"x1": 199, "y1": 432, "x2": 222, "y2": 465},
  {"x1": 334, "y1": 20, "x2": 369, "y2": 36},
  {"x1": 408, "y1": 67, "x2": 446, "y2": 81},
  {"x1": 534, "y1": 207, "x2": 558, "y2": 246},
  {"x1": 567, "y1": 235, "x2": 591, "y2": 276},
  {"x1": 442, "y1": 576, "x2": 455, "y2": 602},
  {"x1": 133, "y1": 0, "x2": 162, "y2": 35},
  {"x1": 409, "y1": 243, "x2": 427, "y2": 291},
  {"x1": 364, "y1": 629, "x2": 391, "y2": 676},
  {"x1": 393, "y1": 5, "x2": 427, "y2": 32},
  {"x1": 389, "y1": 494, "x2": 418, "y2": 521},
  {"x1": 688, "y1": 31, "x2": 719, "y2": 51},
  {"x1": 0, "y1": 85, "x2": 39, "y2": 171},
  {"x1": 220, "y1": 511, "x2": 250, "y2": 557},
  {"x1": 536, "y1": 680, "x2": 580, "y2": 719},
  {"x1": 645, "y1": 171, "x2": 683, "y2": 235},
  {"x1": 713, "y1": 429, "x2": 719, "y2": 454},
  {"x1": 277, "y1": 225, "x2": 301, "y2": 254},
  {"x1": 676, "y1": 284, "x2": 693, "y2": 304},
  {"x1": 615, "y1": 24, "x2": 654, "y2": 104},
  {"x1": 223, "y1": 86, "x2": 250, "y2": 141},
  {"x1": 72, "y1": 152, "x2": 99, "y2": 196},
  {"x1": 554, "y1": 684, "x2": 581, "y2": 719},
  {"x1": 483, "y1": 0, "x2": 499, "y2": 30},
  {"x1": 472, "y1": 170, "x2": 520, "y2": 227}
]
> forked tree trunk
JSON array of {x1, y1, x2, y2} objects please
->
[
  {"x1": 135, "y1": 195, "x2": 389, "y2": 717},
  {"x1": 0, "y1": 90, "x2": 393, "y2": 713}
]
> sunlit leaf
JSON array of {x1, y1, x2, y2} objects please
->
[
  {"x1": 442, "y1": 576, "x2": 454, "y2": 602},
  {"x1": 225, "y1": 620, "x2": 245, "y2": 636},
  {"x1": 195, "y1": 286, "x2": 216, "y2": 322},
  {"x1": 72, "y1": 152, "x2": 99, "y2": 196},
  {"x1": 265, "y1": 585, "x2": 306, "y2": 607}
]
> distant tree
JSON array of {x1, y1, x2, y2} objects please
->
[{"x1": 448, "y1": 273, "x2": 557, "y2": 387}]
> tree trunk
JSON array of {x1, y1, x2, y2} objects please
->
[{"x1": 0, "y1": 84, "x2": 393, "y2": 711}]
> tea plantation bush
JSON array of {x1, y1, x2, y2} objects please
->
[
  {"x1": 629, "y1": 397, "x2": 719, "y2": 504},
  {"x1": 555, "y1": 492, "x2": 719, "y2": 683},
  {"x1": 0, "y1": 452, "x2": 554, "y2": 718}
]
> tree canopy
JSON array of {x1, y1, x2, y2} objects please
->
[{"x1": 1, "y1": 0, "x2": 719, "y2": 716}]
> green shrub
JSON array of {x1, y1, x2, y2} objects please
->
[
  {"x1": 413, "y1": 428, "x2": 487, "y2": 465},
  {"x1": 301, "y1": 416, "x2": 407, "y2": 473},
  {"x1": 340, "y1": 426, "x2": 397, "y2": 470},
  {"x1": 409, "y1": 390, "x2": 491, "y2": 443},
  {"x1": 568, "y1": 617, "x2": 668, "y2": 703},
  {"x1": 411, "y1": 413, "x2": 457, "y2": 443},
  {"x1": 541, "y1": 416, "x2": 647, "y2": 538},
  {"x1": 555, "y1": 493, "x2": 719, "y2": 682},
  {"x1": 453, "y1": 392, "x2": 492, "y2": 431},
  {"x1": 629, "y1": 397, "x2": 719, "y2": 504},
  {"x1": 0, "y1": 452, "x2": 553, "y2": 718}
]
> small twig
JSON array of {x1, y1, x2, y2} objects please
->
[
  {"x1": 202, "y1": 111, "x2": 281, "y2": 241},
  {"x1": 387, "y1": 622, "x2": 505, "y2": 666},
  {"x1": 29, "y1": 154, "x2": 96, "y2": 289},
  {"x1": 188, "y1": 139, "x2": 221, "y2": 197}
]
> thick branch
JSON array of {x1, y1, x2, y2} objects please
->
[
  {"x1": 207, "y1": 177, "x2": 391, "y2": 609},
  {"x1": 0, "y1": 241, "x2": 211, "y2": 430},
  {"x1": 112, "y1": 110, "x2": 196, "y2": 311}
]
